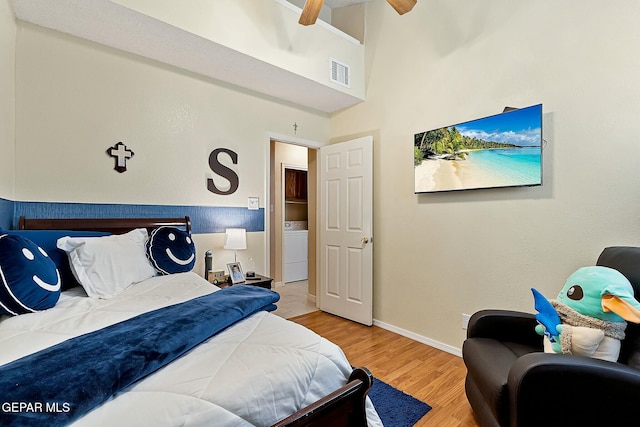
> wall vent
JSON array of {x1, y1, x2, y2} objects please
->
[{"x1": 330, "y1": 58, "x2": 350, "y2": 88}]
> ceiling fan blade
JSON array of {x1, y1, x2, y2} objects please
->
[
  {"x1": 299, "y1": 0, "x2": 325, "y2": 26},
  {"x1": 386, "y1": 0, "x2": 417, "y2": 15}
]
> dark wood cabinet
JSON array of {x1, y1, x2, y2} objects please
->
[
  {"x1": 285, "y1": 169, "x2": 307, "y2": 202},
  {"x1": 242, "y1": 275, "x2": 273, "y2": 289}
]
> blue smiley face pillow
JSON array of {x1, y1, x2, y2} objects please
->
[
  {"x1": 0, "y1": 234, "x2": 61, "y2": 316},
  {"x1": 146, "y1": 226, "x2": 196, "y2": 275}
]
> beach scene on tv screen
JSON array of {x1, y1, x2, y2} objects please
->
[{"x1": 414, "y1": 104, "x2": 542, "y2": 193}]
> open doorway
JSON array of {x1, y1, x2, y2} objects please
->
[
  {"x1": 269, "y1": 139, "x2": 318, "y2": 318},
  {"x1": 283, "y1": 164, "x2": 308, "y2": 283}
]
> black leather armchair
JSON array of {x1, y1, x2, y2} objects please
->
[{"x1": 462, "y1": 247, "x2": 640, "y2": 427}]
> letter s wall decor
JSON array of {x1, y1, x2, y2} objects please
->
[{"x1": 207, "y1": 148, "x2": 239, "y2": 195}]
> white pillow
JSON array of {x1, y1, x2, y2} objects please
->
[{"x1": 57, "y1": 228, "x2": 157, "y2": 298}]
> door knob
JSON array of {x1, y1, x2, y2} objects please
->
[{"x1": 361, "y1": 237, "x2": 370, "y2": 244}]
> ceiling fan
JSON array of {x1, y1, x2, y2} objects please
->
[{"x1": 299, "y1": 0, "x2": 417, "y2": 26}]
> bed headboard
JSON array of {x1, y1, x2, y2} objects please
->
[{"x1": 18, "y1": 216, "x2": 191, "y2": 234}]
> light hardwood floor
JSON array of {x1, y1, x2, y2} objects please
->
[{"x1": 289, "y1": 311, "x2": 480, "y2": 427}]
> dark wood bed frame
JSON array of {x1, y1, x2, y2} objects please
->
[
  {"x1": 18, "y1": 215, "x2": 192, "y2": 234},
  {"x1": 272, "y1": 367, "x2": 373, "y2": 427},
  {"x1": 17, "y1": 215, "x2": 373, "y2": 427}
]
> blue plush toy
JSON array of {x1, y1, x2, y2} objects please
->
[
  {"x1": 532, "y1": 288, "x2": 561, "y2": 347},
  {"x1": 533, "y1": 266, "x2": 640, "y2": 362},
  {"x1": 0, "y1": 234, "x2": 61, "y2": 316},
  {"x1": 146, "y1": 226, "x2": 196, "y2": 275}
]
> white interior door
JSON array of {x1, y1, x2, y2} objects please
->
[{"x1": 319, "y1": 136, "x2": 373, "y2": 326}]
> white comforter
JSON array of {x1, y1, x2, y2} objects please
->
[{"x1": 0, "y1": 273, "x2": 382, "y2": 426}]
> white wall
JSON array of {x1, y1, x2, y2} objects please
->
[
  {"x1": 0, "y1": 0, "x2": 15, "y2": 199},
  {"x1": 110, "y1": 0, "x2": 364, "y2": 99},
  {"x1": 330, "y1": 0, "x2": 640, "y2": 350},
  {"x1": 13, "y1": 22, "x2": 330, "y2": 277}
]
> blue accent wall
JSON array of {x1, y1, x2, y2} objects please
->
[
  {"x1": 0, "y1": 198, "x2": 13, "y2": 230},
  {"x1": 11, "y1": 201, "x2": 264, "y2": 233}
]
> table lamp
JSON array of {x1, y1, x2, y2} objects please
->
[{"x1": 224, "y1": 228, "x2": 246, "y2": 262}]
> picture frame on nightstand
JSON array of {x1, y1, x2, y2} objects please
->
[{"x1": 227, "y1": 262, "x2": 245, "y2": 284}]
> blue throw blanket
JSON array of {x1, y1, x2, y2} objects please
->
[{"x1": 0, "y1": 285, "x2": 280, "y2": 426}]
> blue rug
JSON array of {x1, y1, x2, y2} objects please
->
[{"x1": 369, "y1": 377, "x2": 432, "y2": 426}]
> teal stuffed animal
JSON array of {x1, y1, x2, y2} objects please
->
[{"x1": 534, "y1": 266, "x2": 640, "y2": 362}]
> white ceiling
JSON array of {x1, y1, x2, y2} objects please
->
[
  {"x1": 325, "y1": 0, "x2": 371, "y2": 7},
  {"x1": 10, "y1": 0, "x2": 365, "y2": 114}
]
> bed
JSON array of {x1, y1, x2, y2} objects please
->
[{"x1": 0, "y1": 216, "x2": 382, "y2": 426}]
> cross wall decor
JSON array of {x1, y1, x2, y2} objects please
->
[{"x1": 107, "y1": 142, "x2": 134, "y2": 173}]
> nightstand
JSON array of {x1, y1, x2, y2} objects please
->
[{"x1": 240, "y1": 275, "x2": 273, "y2": 290}]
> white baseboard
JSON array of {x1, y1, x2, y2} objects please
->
[
  {"x1": 274, "y1": 281, "x2": 284, "y2": 288},
  {"x1": 307, "y1": 294, "x2": 316, "y2": 305},
  {"x1": 372, "y1": 319, "x2": 462, "y2": 358}
]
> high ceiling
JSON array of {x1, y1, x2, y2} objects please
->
[
  {"x1": 324, "y1": 0, "x2": 370, "y2": 7},
  {"x1": 11, "y1": 0, "x2": 365, "y2": 114}
]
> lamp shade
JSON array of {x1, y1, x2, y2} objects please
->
[{"x1": 224, "y1": 228, "x2": 247, "y2": 251}]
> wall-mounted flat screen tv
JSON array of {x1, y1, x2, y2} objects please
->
[{"x1": 414, "y1": 104, "x2": 542, "y2": 193}]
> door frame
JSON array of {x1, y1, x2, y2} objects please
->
[
  {"x1": 281, "y1": 162, "x2": 308, "y2": 284},
  {"x1": 265, "y1": 132, "x2": 323, "y2": 298}
]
